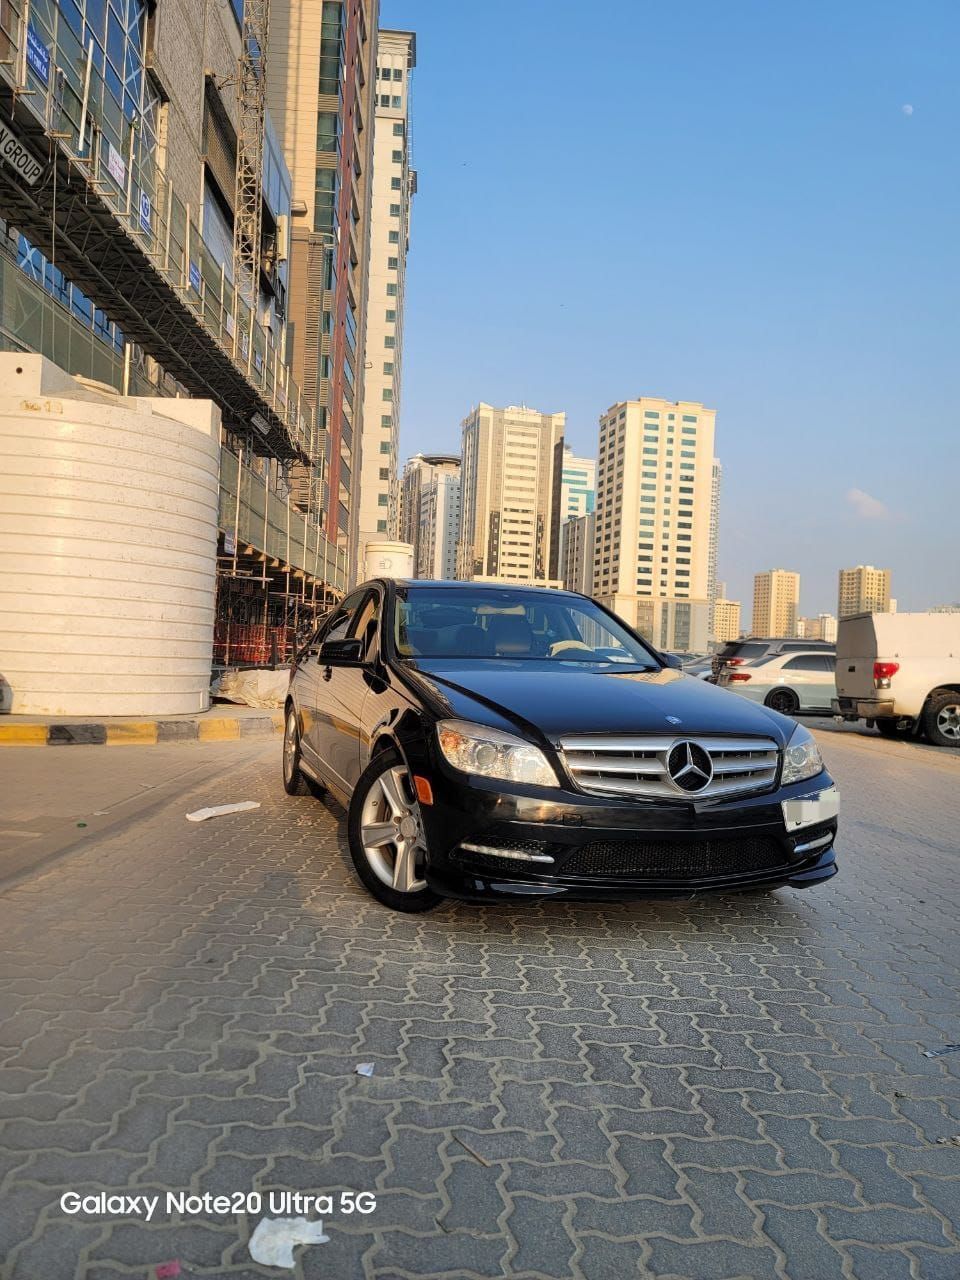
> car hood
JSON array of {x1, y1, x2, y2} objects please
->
[{"x1": 407, "y1": 660, "x2": 792, "y2": 747}]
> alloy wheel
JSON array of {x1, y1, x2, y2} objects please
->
[
  {"x1": 283, "y1": 711, "x2": 297, "y2": 784},
  {"x1": 359, "y1": 765, "x2": 428, "y2": 893},
  {"x1": 936, "y1": 703, "x2": 960, "y2": 741}
]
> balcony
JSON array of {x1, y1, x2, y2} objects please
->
[{"x1": 0, "y1": 1, "x2": 317, "y2": 464}]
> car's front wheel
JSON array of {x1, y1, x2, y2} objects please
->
[{"x1": 347, "y1": 749, "x2": 440, "y2": 912}]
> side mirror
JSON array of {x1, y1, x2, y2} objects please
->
[
  {"x1": 661, "y1": 652, "x2": 684, "y2": 670},
  {"x1": 318, "y1": 637, "x2": 365, "y2": 664}
]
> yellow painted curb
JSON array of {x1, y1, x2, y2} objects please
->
[
  {"x1": 0, "y1": 724, "x2": 48, "y2": 746},
  {"x1": 106, "y1": 722, "x2": 159, "y2": 745},
  {"x1": 198, "y1": 717, "x2": 241, "y2": 741}
]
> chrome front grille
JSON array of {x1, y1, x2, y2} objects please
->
[{"x1": 558, "y1": 735, "x2": 780, "y2": 801}]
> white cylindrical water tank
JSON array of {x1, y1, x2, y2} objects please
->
[
  {"x1": 0, "y1": 355, "x2": 220, "y2": 716},
  {"x1": 363, "y1": 540, "x2": 415, "y2": 581}
]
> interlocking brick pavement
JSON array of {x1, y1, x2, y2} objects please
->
[{"x1": 0, "y1": 731, "x2": 959, "y2": 1279}]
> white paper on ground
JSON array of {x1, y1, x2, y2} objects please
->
[
  {"x1": 355, "y1": 1062, "x2": 375, "y2": 1077},
  {"x1": 185, "y1": 802, "x2": 261, "y2": 823},
  {"x1": 248, "y1": 1217, "x2": 329, "y2": 1268}
]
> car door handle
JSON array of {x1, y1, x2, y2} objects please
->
[{"x1": 323, "y1": 666, "x2": 333, "y2": 682}]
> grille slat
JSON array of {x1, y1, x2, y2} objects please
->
[
  {"x1": 561, "y1": 836, "x2": 784, "y2": 879},
  {"x1": 560, "y1": 734, "x2": 779, "y2": 801}
]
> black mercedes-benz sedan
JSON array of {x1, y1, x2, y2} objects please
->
[{"x1": 283, "y1": 580, "x2": 839, "y2": 912}]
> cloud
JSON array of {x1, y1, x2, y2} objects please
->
[
  {"x1": 902, "y1": 104, "x2": 914, "y2": 116},
  {"x1": 846, "y1": 488, "x2": 890, "y2": 520}
]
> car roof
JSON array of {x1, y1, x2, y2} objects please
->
[{"x1": 375, "y1": 579, "x2": 586, "y2": 600}]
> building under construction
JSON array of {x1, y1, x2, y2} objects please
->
[{"x1": 0, "y1": 0, "x2": 348, "y2": 676}]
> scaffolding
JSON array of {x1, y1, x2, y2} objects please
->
[{"x1": 233, "y1": 0, "x2": 269, "y2": 324}]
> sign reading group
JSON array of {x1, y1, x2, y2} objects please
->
[{"x1": 0, "y1": 116, "x2": 44, "y2": 186}]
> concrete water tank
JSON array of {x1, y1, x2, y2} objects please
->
[
  {"x1": 363, "y1": 540, "x2": 415, "y2": 581},
  {"x1": 0, "y1": 355, "x2": 220, "y2": 716}
]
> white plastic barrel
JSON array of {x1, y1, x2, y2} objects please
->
[
  {"x1": 0, "y1": 354, "x2": 221, "y2": 715},
  {"x1": 363, "y1": 540, "x2": 415, "y2": 581}
]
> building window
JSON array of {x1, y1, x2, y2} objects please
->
[
  {"x1": 382, "y1": 389, "x2": 393, "y2": 401},
  {"x1": 379, "y1": 467, "x2": 390, "y2": 480},
  {"x1": 377, "y1": 519, "x2": 388, "y2": 532},
  {"x1": 393, "y1": 122, "x2": 404, "y2": 136},
  {"x1": 381, "y1": 414, "x2": 392, "y2": 427},
  {"x1": 384, "y1": 335, "x2": 396, "y2": 348},
  {"x1": 318, "y1": 1, "x2": 343, "y2": 94},
  {"x1": 388, "y1": 256, "x2": 398, "y2": 269},
  {"x1": 383, "y1": 361, "x2": 394, "y2": 373},
  {"x1": 313, "y1": 168, "x2": 337, "y2": 233},
  {"x1": 393, "y1": 68, "x2": 403, "y2": 81},
  {"x1": 388, "y1": 231, "x2": 400, "y2": 244},
  {"x1": 390, "y1": 204, "x2": 401, "y2": 216},
  {"x1": 379, "y1": 94, "x2": 390, "y2": 107},
  {"x1": 386, "y1": 282, "x2": 397, "y2": 296},
  {"x1": 316, "y1": 110, "x2": 338, "y2": 152},
  {"x1": 380, "y1": 441, "x2": 391, "y2": 453},
  {"x1": 392, "y1": 149, "x2": 403, "y2": 162},
  {"x1": 391, "y1": 96, "x2": 402, "y2": 108},
  {"x1": 682, "y1": 415, "x2": 698, "y2": 423},
  {"x1": 385, "y1": 309, "x2": 396, "y2": 321},
  {"x1": 378, "y1": 494, "x2": 388, "y2": 506},
  {"x1": 391, "y1": 177, "x2": 402, "y2": 190}
]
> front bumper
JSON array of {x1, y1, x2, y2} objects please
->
[{"x1": 417, "y1": 760, "x2": 839, "y2": 902}]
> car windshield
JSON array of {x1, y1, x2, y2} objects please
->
[{"x1": 393, "y1": 587, "x2": 659, "y2": 668}]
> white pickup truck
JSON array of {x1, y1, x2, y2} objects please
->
[{"x1": 833, "y1": 613, "x2": 960, "y2": 748}]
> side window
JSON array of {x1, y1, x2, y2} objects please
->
[
  {"x1": 782, "y1": 655, "x2": 820, "y2": 671},
  {"x1": 349, "y1": 591, "x2": 382, "y2": 661},
  {"x1": 820, "y1": 655, "x2": 837, "y2": 672},
  {"x1": 319, "y1": 590, "x2": 366, "y2": 646}
]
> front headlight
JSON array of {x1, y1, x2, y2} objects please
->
[
  {"x1": 781, "y1": 724, "x2": 824, "y2": 785},
  {"x1": 436, "y1": 719, "x2": 559, "y2": 788}
]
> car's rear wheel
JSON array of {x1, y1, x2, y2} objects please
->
[
  {"x1": 348, "y1": 749, "x2": 440, "y2": 912},
  {"x1": 765, "y1": 688, "x2": 799, "y2": 715},
  {"x1": 282, "y1": 708, "x2": 325, "y2": 797},
  {"x1": 922, "y1": 690, "x2": 960, "y2": 748},
  {"x1": 875, "y1": 717, "x2": 913, "y2": 739}
]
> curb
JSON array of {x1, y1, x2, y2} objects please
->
[{"x1": 0, "y1": 713, "x2": 284, "y2": 747}]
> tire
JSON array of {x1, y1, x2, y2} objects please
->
[
  {"x1": 764, "y1": 688, "x2": 799, "y2": 716},
  {"x1": 921, "y1": 690, "x2": 960, "y2": 749},
  {"x1": 875, "y1": 717, "x2": 913, "y2": 739},
  {"x1": 282, "y1": 706, "x2": 325, "y2": 797},
  {"x1": 347, "y1": 748, "x2": 440, "y2": 912}
]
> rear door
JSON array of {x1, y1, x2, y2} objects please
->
[
  {"x1": 778, "y1": 654, "x2": 826, "y2": 708},
  {"x1": 835, "y1": 616, "x2": 879, "y2": 700},
  {"x1": 301, "y1": 590, "x2": 366, "y2": 773},
  {"x1": 313, "y1": 587, "x2": 383, "y2": 795}
]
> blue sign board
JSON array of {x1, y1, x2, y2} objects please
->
[
  {"x1": 26, "y1": 25, "x2": 50, "y2": 83},
  {"x1": 138, "y1": 190, "x2": 151, "y2": 234},
  {"x1": 189, "y1": 260, "x2": 201, "y2": 293}
]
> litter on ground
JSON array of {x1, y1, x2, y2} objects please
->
[
  {"x1": 248, "y1": 1217, "x2": 330, "y2": 1268},
  {"x1": 355, "y1": 1062, "x2": 375, "y2": 1077},
  {"x1": 185, "y1": 801, "x2": 261, "y2": 823}
]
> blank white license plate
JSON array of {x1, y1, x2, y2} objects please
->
[{"x1": 782, "y1": 785, "x2": 840, "y2": 832}]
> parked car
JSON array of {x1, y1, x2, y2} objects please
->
[
  {"x1": 283, "y1": 580, "x2": 839, "y2": 912},
  {"x1": 682, "y1": 658, "x2": 715, "y2": 680},
  {"x1": 711, "y1": 637, "x2": 835, "y2": 682},
  {"x1": 833, "y1": 612, "x2": 960, "y2": 748},
  {"x1": 718, "y1": 650, "x2": 837, "y2": 714}
]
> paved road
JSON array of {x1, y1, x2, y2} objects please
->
[{"x1": 1, "y1": 729, "x2": 958, "y2": 1279}]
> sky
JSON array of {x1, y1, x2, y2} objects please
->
[{"x1": 380, "y1": 0, "x2": 959, "y2": 615}]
